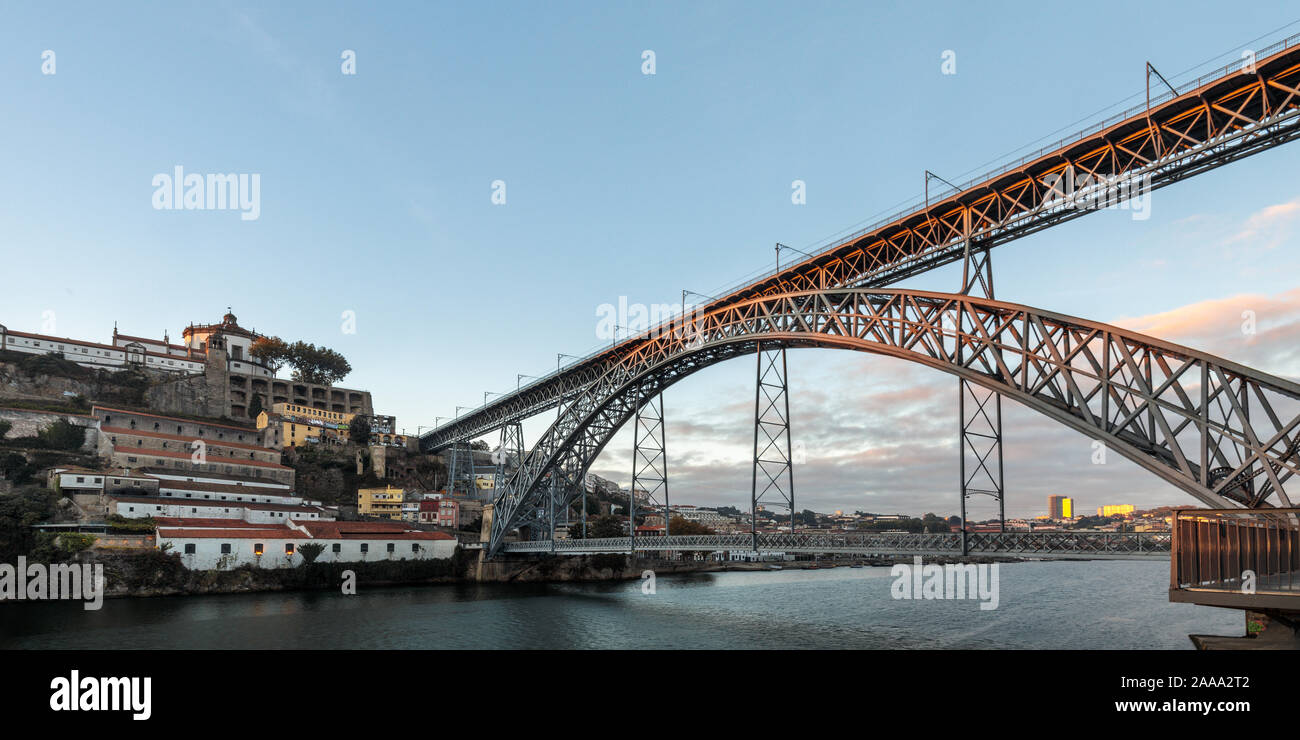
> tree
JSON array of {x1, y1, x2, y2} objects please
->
[
  {"x1": 921, "y1": 512, "x2": 951, "y2": 533},
  {"x1": 286, "y1": 341, "x2": 351, "y2": 385},
  {"x1": 248, "y1": 393, "x2": 264, "y2": 420},
  {"x1": 349, "y1": 415, "x2": 372, "y2": 446},
  {"x1": 39, "y1": 419, "x2": 85, "y2": 451},
  {"x1": 588, "y1": 514, "x2": 624, "y2": 539},
  {"x1": 667, "y1": 516, "x2": 713, "y2": 535},
  {"x1": 298, "y1": 542, "x2": 326, "y2": 564},
  {"x1": 251, "y1": 336, "x2": 352, "y2": 385},
  {"x1": 0, "y1": 420, "x2": 11, "y2": 440},
  {"x1": 250, "y1": 336, "x2": 292, "y2": 373}
]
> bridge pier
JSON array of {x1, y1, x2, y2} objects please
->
[
  {"x1": 631, "y1": 391, "x2": 669, "y2": 550},
  {"x1": 752, "y1": 341, "x2": 796, "y2": 547},
  {"x1": 957, "y1": 212, "x2": 1006, "y2": 553}
]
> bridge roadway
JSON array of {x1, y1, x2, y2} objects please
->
[
  {"x1": 498, "y1": 531, "x2": 1171, "y2": 560},
  {"x1": 423, "y1": 32, "x2": 1300, "y2": 452}
]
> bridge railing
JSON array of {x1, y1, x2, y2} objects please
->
[
  {"x1": 499, "y1": 531, "x2": 1170, "y2": 557},
  {"x1": 1171, "y1": 509, "x2": 1300, "y2": 593}
]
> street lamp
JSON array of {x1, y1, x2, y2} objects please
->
[{"x1": 774, "y1": 242, "x2": 815, "y2": 272}]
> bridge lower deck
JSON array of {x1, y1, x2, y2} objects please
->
[{"x1": 499, "y1": 532, "x2": 1170, "y2": 560}]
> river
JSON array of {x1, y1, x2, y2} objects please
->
[{"x1": 0, "y1": 559, "x2": 1240, "y2": 649}]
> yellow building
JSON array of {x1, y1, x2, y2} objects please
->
[
  {"x1": 257, "y1": 403, "x2": 356, "y2": 448},
  {"x1": 1097, "y1": 504, "x2": 1136, "y2": 517},
  {"x1": 1047, "y1": 495, "x2": 1075, "y2": 519},
  {"x1": 271, "y1": 403, "x2": 355, "y2": 426},
  {"x1": 358, "y1": 485, "x2": 405, "y2": 520}
]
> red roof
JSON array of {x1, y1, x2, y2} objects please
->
[
  {"x1": 110, "y1": 495, "x2": 323, "y2": 514},
  {"x1": 157, "y1": 528, "x2": 292, "y2": 539},
  {"x1": 93, "y1": 406, "x2": 259, "y2": 434},
  {"x1": 102, "y1": 426, "x2": 274, "y2": 453},
  {"x1": 295, "y1": 521, "x2": 455, "y2": 540},
  {"x1": 111, "y1": 446, "x2": 291, "y2": 470},
  {"x1": 155, "y1": 520, "x2": 455, "y2": 541},
  {"x1": 154, "y1": 517, "x2": 274, "y2": 528}
]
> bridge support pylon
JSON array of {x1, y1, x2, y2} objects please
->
[
  {"x1": 493, "y1": 421, "x2": 524, "y2": 505},
  {"x1": 751, "y1": 341, "x2": 796, "y2": 551},
  {"x1": 957, "y1": 212, "x2": 1006, "y2": 555},
  {"x1": 631, "y1": 392, "x2": 670, "y2": 556}
]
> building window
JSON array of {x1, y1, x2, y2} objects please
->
[
  {"x1": 220, "y1": 543, "x2": 231, "y2": 554},
  {"x1": 332, "y1": 543, "x2": 341, "y2": 553},
  {"x1": 360, "y1": 543, "x2": 368, "y2": 553},
  {"x1": 253, "y1": 543, "x2": 264, "y2": 556},
  {"x1": 285, "y1": 543, "x2": 295, "y2": 555},
  {"x1": 387, "y1": 543, "x2": 395, "y2": 553},
  {"x1": 184, "y1": 544, "x2": 196, "y2": 554},
  {"x1": 411, "y1": 543, "x2": 419, "y2": 553}
]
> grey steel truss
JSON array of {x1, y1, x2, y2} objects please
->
[
  {"x1": 752, "y1": 343, "x2": 795, "y2": 541},
  {"x1": 499, "y1": 531, "x2": 1170, "y2": 560},
  {"x1": 422, "y1": 36, "x2": 1300, "y2": 455},
  {"x1": 493, "y1": 422, "x2": 524, "y2": 503},
  {"x1": 958, "y1": 231, "x2": 1006, "y2": 548},
  {"x1": 631, "y1": 392, "x2": 669, "y2": 545},
  {"x1": 485, "y1": 288, "x2": 1300, "y2": 556}
]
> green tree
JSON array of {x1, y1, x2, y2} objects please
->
[
  {"x1": 349, "y1": 415, "x2": 372, "y2": 446},
  {"x1": 0, "y1": 420, "x2": 11, "y2": 440},
  {"x1": 251, "y1": 336, "x2": 293, "y2": 372},
  {"x1": 921, "y1": 512, "x2": 951, "y2": 533},
  {"x1": 298, "y1": 542, "x2": 326, "y2": 564},
  {"x1": 588, "y1": 514, "x2": 624, "y2": 539},
  {"x1": 0, "y1": 486, "x2": 58, "y2": 561},
  {"x1": 39, "y1": 418, "x2": 85, "y2": 451},
  {"x1": 667, "y1": 516, "x2": 713, "y2": 535},
  {"x1": 248, "y1": 393, "x2": 264, "y2": 420},
  {"x1": 252, "y1": 336, "x2": 352, "y2": 385}
]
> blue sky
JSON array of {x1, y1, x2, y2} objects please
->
[{"x1": 3, "y1": 2, "x2": 1300, "y2": 518}]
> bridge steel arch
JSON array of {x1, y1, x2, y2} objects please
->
[
  {"x1": 487, "y1": 289, "x2": 1300, "y2": 556},
  {"x1": 425, "y1": 35, "x2": 1300, "y2": 453}
]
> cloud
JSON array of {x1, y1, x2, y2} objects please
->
[{"x1": 1224, "y1": 196, "x2": 1300, "y2": 250}]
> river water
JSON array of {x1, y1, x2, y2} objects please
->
[{"x1": 0, "y1": 560, "x2": 1240, "y2": 649}]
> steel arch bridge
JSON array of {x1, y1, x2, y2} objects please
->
[
  {"x1": 422, "y1": 34, "x2": 1300, "y2": 451},
  {"x1": 483, "y1": 289, "x2": 1300, "y2": 556}
]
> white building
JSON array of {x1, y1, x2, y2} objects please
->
[
  {"x1": 156, "y1": 519, "x2": 458, "y2": 570},
  {"x1": 110, "y1": 495, "x2": 333, "y2": 523}
]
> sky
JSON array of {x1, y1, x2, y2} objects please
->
[{"x1": 2, "y1": 1, "x2": 1300, "y2": 520}]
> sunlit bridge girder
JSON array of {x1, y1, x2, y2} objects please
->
[
  {"x1": 422, "y1": 35, "x2": 1300, "y2": 454},
  {"x1": 484, "y1": 288, "x2": 1300, "y2": 557}
]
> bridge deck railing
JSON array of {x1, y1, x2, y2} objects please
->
[
  {"x1": 499, "y1": 531, "x2": 1170, "y2": 559},
  {"x1": 1170, "y1": 509, "x2": 1300, "y2": 605}
]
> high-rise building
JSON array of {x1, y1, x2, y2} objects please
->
[{"x1": 1047, "y1": 495, "x2": 1075, "y2": 519}]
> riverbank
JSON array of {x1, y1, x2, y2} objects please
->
[{"x1": 27, "y1": 548, "x2": 1037, "y2": 601}]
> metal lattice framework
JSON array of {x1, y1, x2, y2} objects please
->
[
  {"x1": 500, "y1": 531, "x2": 1170, "y2": 559},
  {"x1": 630, "y1": 392, "x2": 669, "y2": 541},
  {"x1": 424, "y1": 35, "x2": 1300, "y2": 453},
  {"x1": 752, "y1": 344, "x2": 796, "y2": 535},
  {"x1": 486, "y1": 288, "x2": 1300, "y2": 556}
]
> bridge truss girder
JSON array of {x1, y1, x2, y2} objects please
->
[
  {"x1": 486, "y1": 288, "x2": 1300, "y2": 556},
  {"x1": 424, "y1": 40, "x2": 1300, "y2": 453}
]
